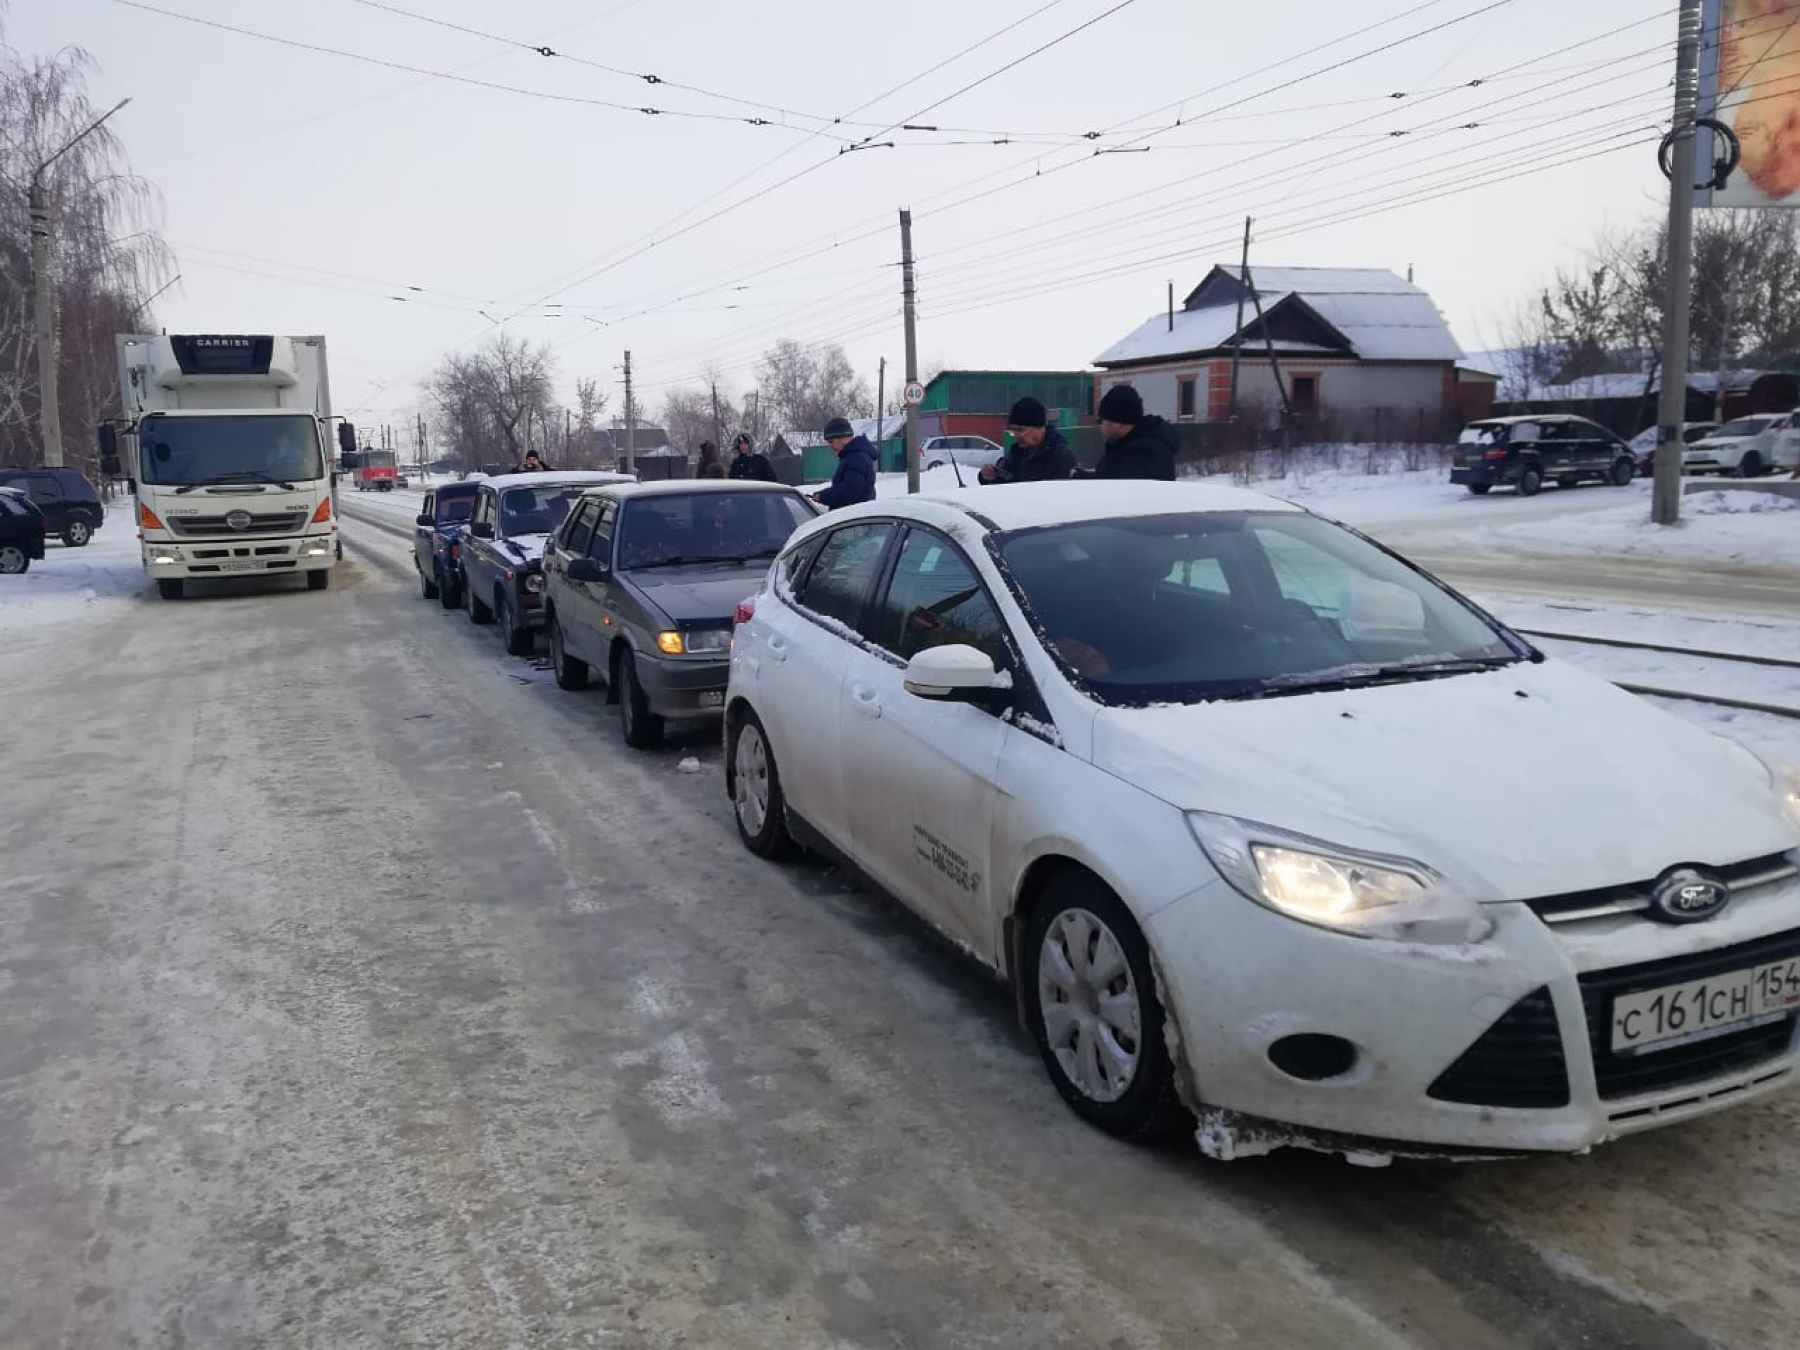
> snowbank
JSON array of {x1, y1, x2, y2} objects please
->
[
  {"x1": 1474, "y1": 489, "x2": 1800, "y2": 568},
  {"x1": 0, "y1": 503, "x2": 146, "y2": 635}
]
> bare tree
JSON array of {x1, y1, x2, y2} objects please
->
[
  {"x1": 659, "y1": 387, "x2": 713, "y2": 453},
  {"x1": 426, "y1": 333, "x2": 558, "y2": 472},
  {"x1": 0, "y1": 38, "x2": 170, "y2": 468},
  {"x1": 755, "y1": 338, "x2": 871, "y2": 433}
]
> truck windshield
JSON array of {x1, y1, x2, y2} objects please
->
[{"x1": 139, "y1": 415, "x2": 324, "y2": 486}]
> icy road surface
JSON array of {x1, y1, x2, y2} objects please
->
[{"x1": 0, "y1": 508, "x2": 1794, "y2": 1348}]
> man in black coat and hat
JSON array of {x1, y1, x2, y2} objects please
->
[{"x1": 1084, "y1": 384, "x2": 1176, "y2": 481}]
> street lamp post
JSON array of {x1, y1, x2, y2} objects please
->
[{"x1": 30, "y1": 96, "x2": 131, "y2": 469}]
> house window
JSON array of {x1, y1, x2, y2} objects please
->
[
  {"x1": 1177, "y1": 376, "x2": 1197, "y2": 421},
  {"x1": 1291, "y1": 375, "x2": 1319, "y2": 416}
]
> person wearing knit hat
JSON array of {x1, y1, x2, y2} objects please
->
[
  {"x1": 812, "y1": 416, "x2": 878, "y2": 509},
  {"x1": 1086, "y1": 383, "x2": 1176, "y2": 481},
  {"x1": 978, "y1": 396, "x2": 1075, "y2": 484}
]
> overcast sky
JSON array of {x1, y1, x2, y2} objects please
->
[{"x1": 23, "y1": 0, "x2": 1680, "y2": 431}]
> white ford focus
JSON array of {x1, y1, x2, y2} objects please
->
[{"x1": 723, "y1": 482, "x2": 1800, "y2": 1160}]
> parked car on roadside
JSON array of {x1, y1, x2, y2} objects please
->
[
  {"x1": 0, "y1": 467, "x2": 105, "y2": 546},
  {"x1": 1683, "y1": 413, "x2": 1789, "y2": 477},
  {"x1": 1629, "y1": 422, "x2": 1719, "y2": 476},
  {"x1": 723, "y1": 480, "x2": 1800, "y2": 1159},
  {"x1": 542, "y1": 480, "x2": 818, "y2": 747},
  {"x1": 921, "y1": 435, "x2": 1006, "y2": 473},
  {"x1": 460, "y1": 471, "x2": 636, "y2": 654},
  {"x1": 412, "y1": 481, "x2": 480, "y2": 608},
  {"x1": 0, "y1": 485, "x2": 48, "y2": 573},
  {"x1": 1450, "y1": 415, "x2": 1636, "y2": 496}
]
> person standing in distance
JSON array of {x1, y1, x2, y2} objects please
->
[
  {"x1": 812, "y1": 417, "x2": 877, "y2": 509},
  {"x1": 1084, "y1": 384, "x2": 1176, "y2": 480},
  {"x1": 727, "y1": 432, "x2": 777, "y2": 482},
  {"x1": 978, "y1": 397, "x2": 1075, "y2": 484}
]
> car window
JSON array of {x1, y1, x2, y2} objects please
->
[
  {"x1": 616, "y1": 490, "x2": 813, "y2": 568},
  {"x1": 437, "y1": 492, "x2": 474, "y2": 524},
  {"x1": 588, "y1": 500, "x2": 618, "y2": 562},
  {"x1": 499, "y1": 485, "x2": 586, "y2": 538},
  {"x1": 793, "y1": 522, "x2": 894, "y2": 634},
  {"x1": 29, "y1": 474, "x2": 62, "y2": 500},
  {"x1": 872, "y1": 528, "x2": 1008, "y2": 665},
  {"x1": 0, "y1": 494, "x2": 26, "y2": 517},
  {"x1": 562, "y1": 500, "x2": 599, "y2": 554},
  {"x1": 776, "y1": 534, "x2": 825, "y2": 598}
]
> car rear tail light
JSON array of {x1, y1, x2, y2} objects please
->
[
  {"x1": 1483, "y1": 449, "x2": 1508, "y2": 460},
  {"x1": 733, "y1": 596, "x2": 756, "y2": 626},
  {"x1": 311, "y1": 498, "x2": 333, "y2": 523},
  {"x1": 138, "y1": 502, "x2": 165, "y2": 530}
]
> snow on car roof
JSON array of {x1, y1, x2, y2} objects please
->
[
  {"x1": 835, "y1": 480, "x2": 1305, "y2": 534},
  {"x1": 479, "y1": 470, "x2": 637, "y2": 492},
  {"x1": 577, "y1": 478, "x2": 808, "y2": 499}
]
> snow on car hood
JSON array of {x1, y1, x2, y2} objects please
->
[
  {"x1": 499, "y1": 532, "x2": 553, "y2": 564},
  {"x1": 1090, "y1": 659, "x2": 1796, "y2": 901}
]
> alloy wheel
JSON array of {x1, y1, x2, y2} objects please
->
[{"x1": 734, "y1": 721, "x2": 770, "y2": 836}]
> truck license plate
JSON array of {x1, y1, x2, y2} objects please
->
[
  {"x1": 221, "y1": 561, "x2": 262, "y2": 572},
  {"x1": 1610, "y1": 958, "x2": 1800, "y2": 1053}
]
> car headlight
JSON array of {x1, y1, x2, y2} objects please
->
[
  {"x1": 683, "y1": 629, "x2": 731, "y2": 654},
  {"x1": 523, "y1": 572, "x2": 545, "y2": 593},
  {"x1": 1188, "y1": 813, "x2": 1493, "y2": 946},
  {"x1": 1778, "y1": 767, "x2": 1800, "y2": 835}
]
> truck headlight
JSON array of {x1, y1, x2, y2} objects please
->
[
  {"x1": 297, "y1": 538, "x2": 333, "y2": 557},
  {"x1": 1777, "y1": 767, "x2": 1800, "y2": 835},
  {"x1": 1188, "y1": 813, "x2": 1493, "y2": 946}
]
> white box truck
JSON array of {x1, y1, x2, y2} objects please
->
[{"x1": 109, "y1": 334, "x2": 339, "y2": 599}]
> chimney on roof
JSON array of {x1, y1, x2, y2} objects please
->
[
  {"x1": 1167, "y1": 281, "x2": 1174, "y2": 332},
  {"x1": 1407, "y1": 263, "x2": 1415, "y2": 283}
]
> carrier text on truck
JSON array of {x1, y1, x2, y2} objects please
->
[{"x1": 108, "y1": 334, "x2": 339, "y2": 600}]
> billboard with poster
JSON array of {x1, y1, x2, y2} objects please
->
[{"x1": 1697, "y1": 0, "x2": 1800, "y2": 206}]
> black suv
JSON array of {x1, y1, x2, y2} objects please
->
[
  {"x1": 0, "y1": 485, "x2": 48, "y2": 573},
  {"x1": 1450, "y1": 416, "x2": 1637, "y2": 497},
  {"x1": 0, "y1": 467, "x2": 105, "y2": 545}
]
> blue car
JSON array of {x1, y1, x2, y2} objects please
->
[{"x1": 413, "y1": 482, "x2": 480, "y2": 608}]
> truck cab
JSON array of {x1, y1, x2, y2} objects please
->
[{"x1": 116, "y1": 334, "x2": 339, "y2": 599}]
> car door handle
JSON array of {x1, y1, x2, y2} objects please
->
[
  {"x1": 849, "y1": 683, "x2": 882, "y2": 720},
  {"x1": 766, "y1": 635, "x2": 788, "y2": 662}
]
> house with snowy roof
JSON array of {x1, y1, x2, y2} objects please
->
[{"x1": 1094, "y1": 265, "x2": 1475, "y2": 440}]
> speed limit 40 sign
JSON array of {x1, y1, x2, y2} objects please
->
[{"x1": 901, "y1": 380, "x2": 926, "y2": 407}]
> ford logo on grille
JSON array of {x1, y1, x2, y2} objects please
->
[
  {"x1": 1649, "y1": 867, "x2": 1730, "y2": 924},
  {"x1": 225, "y1": 510, "x2": 253, "y2": 531}
]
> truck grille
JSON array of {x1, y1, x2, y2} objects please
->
[
  {"x1": 169, "y1": 510, "x2": 308, "y2": 537},
  {"x1": 1428, "y1": 987, "x2": 1570, "y2": 1108},
  {"x1": 1524, "y1": 853, "x2": 1797, "y2": 926},
  {"x1": 1579, "y1": 928, "x2": 1800, "y2": 1100}
]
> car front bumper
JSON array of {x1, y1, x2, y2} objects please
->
[
  {"x1": 142, "y1": 535, "x2": 336, "y2": 577},
  {"x1": 636, "y1": 651, "x2": 731, "y2": 719},
  {"x1": 1147, "y1": 867, "x2": 1800, "y2": 1158}
]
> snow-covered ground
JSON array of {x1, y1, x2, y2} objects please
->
[
  {"x1": 0, "y1": 502, "x2": 145, "y2": 637},
  {"x1": 1470, "y1": 488, "x2": 1800, "y2": 569}
]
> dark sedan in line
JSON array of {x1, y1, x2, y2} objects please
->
[
  {"x1": 542, "y1": 480, "x2": 820, "y2": 747},
  {"x1": 413, "y1": 481, "x2": 481, "y2": 607}
]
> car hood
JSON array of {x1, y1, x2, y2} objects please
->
[
  {"x1": 627, "y1": 563, "x2": 770, "y2": 623},
  {"x1": 1089, "y1": 660, "x2": 1796, "y2": 901},
  {"x1": 498, "y1": 532, "x2": 552, "y2": 565}
]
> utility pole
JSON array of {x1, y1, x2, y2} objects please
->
[
  {"x1": 623, "y1": 350, "x2": 637, "y2": 476},
  {"x1": 1653, "y1": 0, "x2": 1704, "y2": 527},
  {"x1": 30, "y1": 96, "x2": 130, "y2": 468},
  {"x1": 876, "y1": 356, "x2": 886, "y2": 450},
  {"x1": 900, "y1": 209, "x2": 920, "y2": 494},
  {"x1": 710, "y1": 379, "x2": 722, "y2": 453},
  {"x1": 1228, "y1": 216, "x2": 1251, "y2": 422},
  {"x1": 564, "y1": 407, "x2": 571, "y2": 462},
  {"x1": 418, "y1": 412, "x2": 428, "y2": 471}
]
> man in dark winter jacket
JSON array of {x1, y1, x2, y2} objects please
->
[
  {"x1": 978, "y1": 397, "x2": 1075, "y2": 484},
  {"x1": 726, "y1": 432, "x2": 777, "y2": 482},
  {"x1": 1083, "y1": 384, "x2": 1176, "y2": 480},
  {"x1": 813, "y1": 417, "x2": 877, "y2": 509}
]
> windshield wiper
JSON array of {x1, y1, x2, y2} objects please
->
[
  {"x1": 628, "y1": 553, "x2": 763, "y2": 570},
  {"x1": 1255, "y1": 655, "x2": 1521, "y2": 696},
  {"x1": 174, "y1": 471, "x2": 296, "y2": 494}
]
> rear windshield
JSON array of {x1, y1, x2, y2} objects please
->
[
  {"x1": 1458, "y1": 422, "x2": 1536, "y2": 445},
  {"x1": 498, "y1": 485, "x2": 591, "y2": 538},
  {"x1": 435, "y1": 493, "x2": 475, "y2": 523}
]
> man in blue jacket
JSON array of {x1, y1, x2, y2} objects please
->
[{"x1": 813, "y1": 417, "x2": 877, "y2": 509}]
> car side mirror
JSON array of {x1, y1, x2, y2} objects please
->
[
  {"x1": 471, "y1": 520, "x2": 494, "y2": 539},
  {"x1": 567, "y1": 557, "x2": 608, "y2": 584},
  {"x1": 904, "y1": 644, "x2": 1013, "y2": 700},
  {"x1": 415, "y1": 512, "x2": 433, "y2": 527}
]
